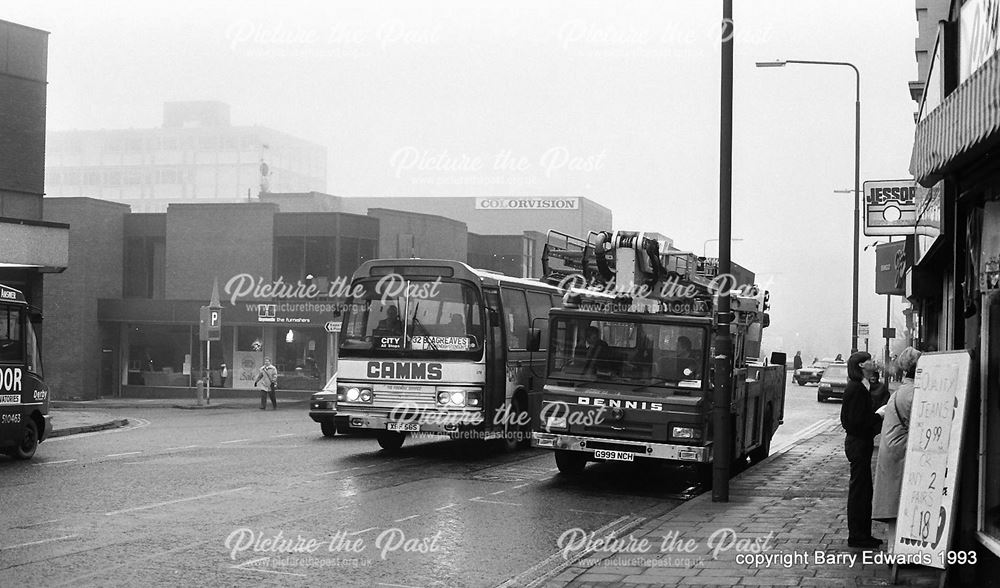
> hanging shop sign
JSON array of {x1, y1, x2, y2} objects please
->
[
  {"x1": 875, "y1": 240, "x2": 913, "y2": 296},
  {"x1": 863, "y1": 180, "x2": 919, "y2": 236},
  {"x1": 914, "y1": 181, "x2": 945, "y2": 266}
]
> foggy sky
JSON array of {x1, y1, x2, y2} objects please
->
[{"x1": 7, "y1": 0, "x2": 920, "y2": 361}]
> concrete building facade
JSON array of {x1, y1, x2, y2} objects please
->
[{"x1": 45, "y1": 101, "x2": 327, "y2": 212}]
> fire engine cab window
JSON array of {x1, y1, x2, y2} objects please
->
[
  {"x1": 501, "y1": 289, "x2": 529, "y2": 350},
  {"x1": 0, "y1": 307, "x2": 23, "y2": 363},
  {"x1": 526, "y1": 291, "x2": 553, "y2": 351},
  {"x1": 549, "y1": 317, "x2": 706, "y2": 388}
]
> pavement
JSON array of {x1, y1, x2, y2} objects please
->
[{"x1": 545, "y1": 418, "x2": 946, "y2": 588}]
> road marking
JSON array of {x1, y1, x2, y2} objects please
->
[
  {"x1": 334, "y1": 505, "x2": 351, "y2": 511},
  {"x1": 106, "y1": 451, "x2": 141, "y2": 458},
  {"x1": 469, "y1": 497, "x2": 522, "y2": 506},
  {"x1": 271, "y1": 433, "x2": 294, "y2": 438},
  {"x1": 45, "y1": 417, "x2": 150, "y2": 442},
  {"x1": 435, "y1": 503, "x2": 457, "y2": 511},
  {"x1": 318, "y1": 469, "x2": 345, "y2": 476},
  {"x1": 490, "y1": 490, "x2": 506, "y2": 495},
  {"x1": 771, "y1": 417, "x2": 839, "y2": 453},
  {"x1": 377, "y1": 583, "x2": 425, "y2": 588},
  {"x1": 219, "y1": 438, "x2": 250, "y2": 444},
  {"x1": 0, "y1": 534, "x2": 77, "y2": 551},
  {"x1": 163, "y1": 445, "x2": 199, "y2": 452},
  {"x1": 394, "y1": 514, "x2": 420, "y2": 522},
  {"x1": 512, "y1": 482, "x2": 531, "y2": 489},
  {"x1": 231, "y1": 560, "x2": 307, "y2": 578},
  {"x1": 569, "y1": 509, "x2": 615, "y2": 515},
  {"x1": 105, "y1": 486, "x2": 251, "y2": 516},
  {"x1": 354, "y1": 527, "x2": 377, "y2": 534},
  {"x1": 365, "y1": 464, "x2": 377, "y2": 468},
  {"x1": 32, "y1": 459, "x2": 76, "y2": 466}
]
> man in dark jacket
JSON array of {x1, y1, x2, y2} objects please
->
[{"x1": 840, "y1": 351, "x2": 883, "y2": 548}]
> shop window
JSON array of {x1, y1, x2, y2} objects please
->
[
  {"x1": 124, "y1": 237, "x2": 166, "y2": 299},
  {"x1": 127, "y1": 324, "x2": 193, "y2": 387},
  {"x1": 275, "y1": 327, "x2": 327, "y2": 390},
  {"x1": 983, "y1": 294, "x2": 1000, "y2": 548},
  {"x1": 338, "y1": 236, "x2": 361, "y2": 277}
]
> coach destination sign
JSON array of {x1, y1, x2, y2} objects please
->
[
  {"x1": 475, "y1": 197, "x2": 579, "y2": 210},
  {"x1": 863, "y1": 179, "x2": 918, "y2": 236}
]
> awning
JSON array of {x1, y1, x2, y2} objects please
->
[
  {"x1": 0, "y1": 217, "x2": 69, "y2": 272},
  {"x1": 910, "y1": 51, "x2": 1000, "y2": 185}
]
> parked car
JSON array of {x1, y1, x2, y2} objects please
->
[
  {"x1": 817, "y1": 362, "x2": 849, "y2": 402},
  {"x1": 794, "y1": 358, "x2": 835, "y2": 386}
]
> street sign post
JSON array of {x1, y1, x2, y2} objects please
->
[
  {"x1": 857, "y1": 322, "x2": 870, "y2": 338},
  {"x1": 324, "y1": 320, "x2": 341, "y2": 334}
]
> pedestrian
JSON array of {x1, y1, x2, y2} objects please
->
[
  {"x1": 254, "y1": 357, "x2": 278, "y2": 410},
  {"x1": 835, "y1": 353, "x2": 844, "y2": 362},
  {"x1": 840, "y1": 351, "x2": 883, "y2": 549},
  {"x1": 868, "y1": 369, "x2": 889, "y2": 410},
  {"x1": 793, "y1": 351, "x2": 803, "y2": 371},
  {"x1": 220, "y1": 363, "x2": 228, "y2": 388},
  {"x1": 872, "y1": 347, "x2": 922, "y2": 552}
]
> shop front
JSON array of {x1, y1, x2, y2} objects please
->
[
  {"x1": 98, "y1": 298, "x2": 342, "y2": 398},
  {"x1": 908, "y1": 8, "x2": 1000, "y2": 579}
]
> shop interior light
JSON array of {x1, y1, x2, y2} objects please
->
[{"x1": 285, "y1": 329, "x2": 294, "y2": 343}]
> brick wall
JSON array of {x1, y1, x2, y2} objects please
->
[
  {"x1": 164, "y1": 202, "x2": 276, "y2": 300},
  {"x1": 43, "y1": 198, "x2": 128, "y2": 399}
]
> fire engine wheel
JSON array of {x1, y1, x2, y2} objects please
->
[
  {"x1": 748, "y1": 411, "x2": 773, "y2": 464},
  {"x1": 13, "y1": 419, "x2": 39, "y2": 460},
  {"x1": 554, "y1": 450, "x2": 587, "y2": 474},
  {"x1": 320, "y1": 420, "x2": 337, "y2": 438},
  {"x1": 377, "y1": 431, "x2": 405, "y2": 452},
  {"x1": 499, "y1": 395, "x2": 530, "y2": 452}
]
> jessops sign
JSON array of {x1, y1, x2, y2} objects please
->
[
  {"x1": 863, "y1": 179, "x2": 918, "y2": 236},
  {"x1": 475, "y1": 198, "x2": 579, "y2": 210}
]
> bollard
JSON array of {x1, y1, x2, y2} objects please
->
[{"x1": 196, "y1": 379, "x2": 205, "y2": 406}]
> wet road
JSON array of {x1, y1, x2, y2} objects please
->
[
  {"x1": 0, "y1": 377, "x2": 839, "y2": 587},
  {"x1": 1, "y1": 408, "x2": 689, "y2": 587}
]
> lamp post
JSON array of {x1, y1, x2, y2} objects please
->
[
  {"x1": 703, "y1": 238, "x2": 744, "y2": 258},
  {"x1": 756, "y1": 59, "x2": 861, "y2": 353}
]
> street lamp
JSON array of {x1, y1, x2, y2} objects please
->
[
  {"x1": 756, "y1": 59, "x2": 861, "y2": 353},
  {"x1": 703, "y1": 238, "x2": 744, "y2": 258}
]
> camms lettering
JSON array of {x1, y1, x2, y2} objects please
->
[
  {"x1": 367, "y1": 362, "x2": 443, "y2": 380},
  {"x1": 577, "y1": 396, "x2": 664, "y2": 411}
]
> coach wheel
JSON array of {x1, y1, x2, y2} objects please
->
[
  {"x1": 14, "y1": 419, "x2": 39, "y2": 460},
  {"x1": 500, "y1": 395, "x2": 530, "y2": 452},
  {"x1": 377, "y1": 431, "x2": 405, "y2": 452},
  {"x1": 320, "y1": 420, "x2": 337, "y2": 438}
]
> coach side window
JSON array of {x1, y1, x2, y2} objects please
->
[
  {"x1": 0, "y1": 306, "x2": 23, "y2": 363},
  {"x1": 526, "y1": 291, "x2": 553, "y2": 351},
  {"x1": 500, "y1": 289, "x2": 530, "y2": 350}
]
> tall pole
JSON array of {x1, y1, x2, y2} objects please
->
[
  {"x1": 712, "y1": 0, "x2": 734, "y2": 502},
  {"x1": 852, "y1": 70, "x2": 861, "y2": 354},
  {"x1": 884, "y1": 237, "x2": 892, "y2": 376}
]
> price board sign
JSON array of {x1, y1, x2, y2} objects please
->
[{"x1": 894, "y1": 351, "x2": 972, "y2": 569}]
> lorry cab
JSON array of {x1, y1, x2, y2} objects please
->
[{"x1": 0, "y1": 284, "x2": 51, "y2": 460}]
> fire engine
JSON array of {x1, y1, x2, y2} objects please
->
[{"x1": 530, "y1": 230, "x2": 786, "y2": 479}]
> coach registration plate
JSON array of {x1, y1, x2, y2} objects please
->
[
  {"x1": 593, "y1": 449, "x2": 634, "y2": 462},
  {"x1": 387, "y1": 422, "x2": 419, "y2": 432}
]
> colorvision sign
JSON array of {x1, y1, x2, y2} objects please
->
[{"x1": 474, "y1": 198, "x2": 579, "y2": 210}]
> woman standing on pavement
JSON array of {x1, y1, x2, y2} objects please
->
[
  {"x1": 872, "y1": 346, "x2": 922, "y2": 551},
  {"x1": 841, "y1": 351, "x2": 883, "y2": 549}
]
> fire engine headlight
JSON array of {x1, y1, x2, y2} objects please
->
[
  {"x1": 359, "y1": 389, "x2": 373, "y2": 403},
  {"x1": 545, "y1": 415, "x2": 568, "y2": 431},
  {"x1": 670, "y1": 425, "x2": 702, "y2": 441},
  {"x1": 437, "y1": 391, "x2": 451, "y2": 405},
  {"x1": 450, "y1": 391, "x2": 466, "y2": 405},
  {"x1": 466, "y1": 390, "x2": 481, "y2": 407},
  {"x1": 346, "y1": 387, "x2": 361, "y2": 401}
]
